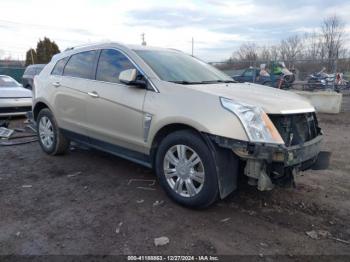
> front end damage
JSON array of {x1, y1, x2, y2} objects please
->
[{"x1": 210, "y1": 112, "x2": 322, "y2": 191}]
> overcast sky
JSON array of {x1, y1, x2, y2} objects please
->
[{"x1": 1, "y1": 0, "x2": 349, "y2": 61}]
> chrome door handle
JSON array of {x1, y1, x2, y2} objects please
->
[
  {"x1": 87, "y1": 91, "x2": 99, "y2": 98},
  {"x1": 52, "y1": 81, "x2": 61, "y2": 87}
]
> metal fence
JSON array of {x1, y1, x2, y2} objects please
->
[{"x1": 0, "y1": 67, "x2": 25, "y2": 83}]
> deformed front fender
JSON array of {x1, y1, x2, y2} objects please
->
[{"x1": 202, "y1": 133, "x2": 239, "y2": 199}]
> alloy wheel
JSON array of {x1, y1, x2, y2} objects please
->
[
  {"x1": 38, "y1": 116, "x2": 54, "y2": 149},
  {"x1": 163, "y1": 144, "x2": 205, "y2": 197}
]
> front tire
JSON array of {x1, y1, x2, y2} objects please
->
[
  {"x1": 155, "y1": 130, "x2": 219, "y2": 208},
  {"x1": 37, "y1": 108, "x2": 70, "y2": 155}
]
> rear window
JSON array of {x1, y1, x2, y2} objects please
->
[
  {"x1": 51, "y1": 57, "x2": 69, "y2": 75},
  {"x1": 35, "y1": 66, "x2": 45, "y2": 74},
  {"x1": 24, "y1": 65, "x2": 45, "y2": 76},
  {"x1": 24, "y1": 67, "x2": 36, "y2": 75},
  {"x1": 0, "y1": 76, "x2": 21, "y2": 87},
  {"x1": 63, "y1": 51, "x2": 98, "y2": 79}
]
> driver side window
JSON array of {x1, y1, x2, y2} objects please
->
[
  {"x1": 243, "y1": 69, "x2": 254, "y2": 77},
  {"x1": 96, "y1": 49, "x2": 136, "y2": 84}
]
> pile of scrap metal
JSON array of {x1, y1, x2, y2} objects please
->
[{"x1": 0, "y1": 113, "x2": 37, "y2": 146}]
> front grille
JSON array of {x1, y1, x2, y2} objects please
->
[
  {"x1": 0, "y1": 106, "x2": 32, "y2": 114},
  {"x1": 269, "y1": 112, "x2": 320, "y2": 146}
]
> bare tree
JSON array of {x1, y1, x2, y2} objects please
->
[
  {"x1": 321, "y1": 14, "x2": 345, "y2": 70},
  {"x1": 234, "y1": 43, "x2": 258, "y2": 62},
  {"x1": 279, "y1": 35, "x2": 304, "y2": 63},
  {"x1": 304, "y1": 31, "x2": 323, "y2": 60},
  {"x1": 269, "y1": 45, "x2": 280, "y2": 61},
  {"x1": 258, "y1": 45, "x2": 271, "y2": 61}
]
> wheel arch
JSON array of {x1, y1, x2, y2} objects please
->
[
  {"x1": 150, "y1": 123, "x2": 204, "y2": 166},
  {"x1": 33, "y1": 101, "x2": 50, "y2": 121},
  {"x1": 150, "y1": 123, "x2": 240, "y2": 201}
]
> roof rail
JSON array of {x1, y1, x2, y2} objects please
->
[{"x1": 63, "y1": 41, "x2": 115, "y2": 52}]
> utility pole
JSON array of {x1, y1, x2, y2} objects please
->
[
  {"x1": 191, "y1": 37, "x2": 194, "y2": 56},
  {"x1": 30, "y1": 49, "x2": 35, "y2": 64},
  {"x1": 141, "y1": 33, "x2": 147, "y2": 46}
]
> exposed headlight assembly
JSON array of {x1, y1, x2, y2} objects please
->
[{"x1": 220, "y1": 97, "x2": 284, "y2": 144}]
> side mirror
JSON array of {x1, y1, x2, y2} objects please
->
[{"x1": 119, "y1": 69, "x2": 146, "y2": 88}]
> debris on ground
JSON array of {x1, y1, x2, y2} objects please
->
[
  {"x1": 127, "y1": 178, "x2": 157, "y2": 191},
  {"x1": 330, "y1": 237, "x2": 350, "y2": 245},
  {"x1": 115, "y1": 222, "x2": 123, "y2": 234},
  {"x1": 0, "y1": 127, "x2": 14, "y2": 138},
  {"x1": 0, "y1": 138, "x2": 38, "y2": 146},
  {"x1": 154, "y1": 236, "x2": 170, "y2": 247},
  {"x1": 136, "y1": 199, "x2": 144, "y2": 204},
  {"x1": 0, "y1": 120, "x2": 38, "y2": 146},
  {"x1": 14, "y1": 128, "x2": 25, "y2": 132},
  {"x1": 137, "y1": 187, "x2": 156, "y2": 191},
  {"x1": 21, "y1": 185, "x2": 32, "y2": 188},
  {"x1": 15, "y1": 232, "x2": 21, "y2": 237},
  {"x1": 128, "y1": 179, "x2": 156, "y2": 186},
  {"x1": 67, "y1": 171, "x2": 82, "y2": 178},
  {"x1": 306, "y1": 230, "x2": 331, "y2": 240},
  {"x1": 26, "y1": 124, "x2": 37, "y2": 133},
  {"x1": 220, "y1": 217, "x2": 231, "y2": 223},
  {"x1": 153, "y1": 200, "x2": 164, "y2": 207}
]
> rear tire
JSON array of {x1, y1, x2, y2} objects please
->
[
  {"x1": 37, "y1": 108, "x2": 70, "y2": 155},
  {"x1": 155, "y1": 130, "x2": 219, "y2": 208}
]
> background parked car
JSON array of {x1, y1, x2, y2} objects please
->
[
  {"x1": 233, "y1": 67, "x2": 271, "y2": 85},
  {"x1": 0, "y1": 75, "x2": 32, "y2": 117},
  {"x1": 22, "y1": 64, "x2": 46, "y2": 90},
  {"x1": 232, "y1": 62, "x2": 295, "y2": 89},
  {"x1": 306, "y1": 68, "x2": 350, "y2": 92}
]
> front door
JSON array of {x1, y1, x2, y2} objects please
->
[{"x1": 85, "y1": 49, "x2": 147, "y2": 153}]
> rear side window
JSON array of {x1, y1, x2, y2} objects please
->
[
  {"x1": 24, "y1": 67, "x2": 36, "y2": 75},
  {"x1": 63, "y1": 50, "x2": 97, "y2": 79},
  {"x1": 96, "y1": 49, "x2": 135, "y2": 83},
  {"x1": 51, "y1": 57, "x2": 69, "y2": 75},
  {"x1": 35, "y1": 66, "x2": 45, "y2": 74}
]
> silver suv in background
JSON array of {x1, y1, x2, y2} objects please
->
[
  {"x1": 22, "y1": 64, "x2": 45, "y2": 90},
  {"x1": 33, "y1": 43, "x2": 322, "y2": 208}
]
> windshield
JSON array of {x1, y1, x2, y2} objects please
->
[
  {"x1": 134, "y1": 50, "x2": 233, "y2": 84},
  {"x1": 0, "y1": 76, "x2": 21, "y2": 87}
]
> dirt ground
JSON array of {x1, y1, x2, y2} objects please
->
[{"x1": 0, "y1": 97, "x2": 349, "y2": 258}]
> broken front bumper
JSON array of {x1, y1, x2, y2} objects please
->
[
  {"x1": 211, "y1": 134, "x2": 323, "y2": 190},
  {"x1": 212, "y1": 134, "x2": 322, "y2": 167}
]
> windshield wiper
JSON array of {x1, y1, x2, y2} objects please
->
[
  {"x1": 200, "y1": 80, "x2": 236, "y2": 84},
  {"x1": 169, "y1": 79, "x2": 237, "y2": 85},
  {"x1": 168, "y1": 80, "x2": 204, "y2": 85}
]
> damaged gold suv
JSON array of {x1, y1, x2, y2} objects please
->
[{"x1": 33, "y1": 43, "x2": 322, "y2": 208}]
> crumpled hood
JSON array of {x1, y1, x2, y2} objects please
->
[
  {"x1": 187, "y1": 82, "x2": 314, "y2": 114},
  {"x1": 0, "y1": 87, "x2": 32, "y2": 98}
]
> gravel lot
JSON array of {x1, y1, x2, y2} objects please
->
[{"x1": 0, "y1": 96, "x2": 349, "y2": 258}]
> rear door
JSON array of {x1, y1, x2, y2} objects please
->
[
  {"x1": 52, "y1": 50, "x2": 98, "y2": 140},
  {"x1": 85, "y1": 49, "x2": 147, "y2": 153}
]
